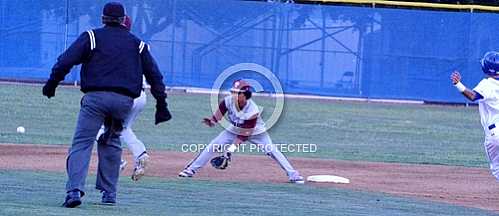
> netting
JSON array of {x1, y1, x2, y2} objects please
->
[{"x1": 1, "y1": 0, "x2": 499, "y2": 102}]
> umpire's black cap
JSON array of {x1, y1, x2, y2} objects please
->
[{"x1": 103, "y1": 2, "x2": 125, "y2": 18}]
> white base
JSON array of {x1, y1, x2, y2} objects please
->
[{"x1": 307, "y1": 175, "x2": 350, "y2": 184}]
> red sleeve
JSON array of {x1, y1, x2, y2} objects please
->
[
  {"x1": 236, "y1": 118, "x2": 257, "y2": 141},
  {"x1": 211, "y1": 101, "x2": 227, "y2": 122}
]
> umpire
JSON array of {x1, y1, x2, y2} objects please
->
[{"x1": 42, "y1": 2, "x2": 171, "y2": 208}]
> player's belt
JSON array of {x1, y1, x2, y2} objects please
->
[
  {"x1": 489, "y1": 124, "x2": 496, "y2": 130},
  {"x1": 231, "y1": 121, "x2": 241, "y2": 127}
]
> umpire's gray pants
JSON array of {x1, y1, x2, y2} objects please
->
[
  {"x1": 65, "y1": 92, "x2": 133, "y2": 194},
  {"x1": 96, "y1": 90, "x2": 147, "y2": 161}
]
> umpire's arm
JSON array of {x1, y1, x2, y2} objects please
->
[
  {"x1": 141, "y1": 45, "x2": 166, "y2": 101},
  {"x1": 140, "y1": 44, "x2": 171, "y2": 124},
  {"x1": 50, "y1": 32, "x2": 91, "y2": 83},
  {"x1": 43, "y1": 32, "x2": 90, "y2": 98}
]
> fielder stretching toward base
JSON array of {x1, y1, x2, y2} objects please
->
[
  {"x1": 178, "y1": 79, "x2": 304, "y2": 184},
  {"x1": 451, "y1": 51, "x2": 499, "y2": 181}
]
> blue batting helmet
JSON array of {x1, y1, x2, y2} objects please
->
[{"x1": 481, "y1": 51, "x2": 499, "y2": 76}]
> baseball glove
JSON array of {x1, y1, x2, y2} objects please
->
[{"x1": 210, "y1": 153, "x2": 231, "y2": 170}]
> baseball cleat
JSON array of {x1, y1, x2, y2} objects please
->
[
  {"x1": 119, "y1": 159, "x2": 127, "y2": 172},
  {"x1": 62, "y1": 190, "x2": 83, "y2": 208},
  {"x1": 178, "y1": 169, "x2": 194, "y2": 178},
  {"x1": 289, "y1": 175, "x2": 305, "y2": 184},
  {"x1": 131, "y1": 152, "x2": 150, "y2": 181},
  {"x1": 100, "y1": 191, "x2": 116, "y2": 205}
]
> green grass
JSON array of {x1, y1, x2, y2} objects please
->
[
  {"x1": 0, "y1": 170, "x2": 496, "y2": 216},
  {"x1": 0, "y1": 83, "x2": 486, "y2": 166}
]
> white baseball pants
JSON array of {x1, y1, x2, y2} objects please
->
[{"x1": 184, "y1": 130, "x2": 301, "y2": 180}]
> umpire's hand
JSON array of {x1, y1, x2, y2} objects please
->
[
  {"x1": 42, "y1": 79, "x2": 58, "y2": 98},
  {"x1": 155, "y1": 99, "x2": 172, "y2": 125}
]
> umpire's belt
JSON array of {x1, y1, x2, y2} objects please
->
[{"x1": 489, "y1": 124, "x2": 496, "y2": 130}]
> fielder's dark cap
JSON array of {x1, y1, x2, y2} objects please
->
[{"x1": 103, "y1": 2, "x2": 125, "y2": 18}]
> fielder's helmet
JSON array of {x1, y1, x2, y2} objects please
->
[
  {"x1": 481, "y1": 51, "x2": 499, "y2": 76},
  {"x1": 122, "y1": 15, "x2": 131, "y2": 30},
  {"x1": 230, "y1": 79, "x2": 252, "y2": 99}
]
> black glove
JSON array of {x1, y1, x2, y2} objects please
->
[
  {"x1": 42, "y1": 79, "x2": 58, "y2": 98},
  {"x1": 155, "y1": 99, "x2": 172, "y2": 125},
  {"x1": 210, "y1": 153, "x2": 231, "y2": 170}
]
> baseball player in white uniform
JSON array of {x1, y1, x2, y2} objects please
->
[
  {"x1": 451, "y1": 51, "x2": 499, "y2": 181},
  {"x1": 96, "y1": 76, "x2": 150, "y2": 182},
  {"x1": 178, "y1": 79, "x2": 304, "y2": 184},
  {"x1": 96, "y1": 16, "x2": 150, "y2": 181}
]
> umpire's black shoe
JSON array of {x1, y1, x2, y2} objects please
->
[
  {"x1": 101, "y1": 191, "x2": 116, "y2": 205},
  {"x1": 62, "y1": 190, "x2": 82, "y2": 208}
]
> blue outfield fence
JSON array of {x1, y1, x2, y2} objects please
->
[{"x1": 1, "y1": 0, "x2": 499, "y2": 103}]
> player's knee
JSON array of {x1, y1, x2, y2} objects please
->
[{"x1": 263, "y1": 144, "x2": 277, "y2": 154}]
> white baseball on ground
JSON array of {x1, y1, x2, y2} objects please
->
[{"x1": 16, "y1": 126, "x2": 25, "y2": 133}]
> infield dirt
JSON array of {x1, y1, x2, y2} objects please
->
[{"x1": 1, "y1": 144, "x2": 497, "y2": 212}]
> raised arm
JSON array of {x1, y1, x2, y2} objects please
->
[
  {"x1": 451, "y1": 71, "x2": 483, "y2": 101},
  {"x1": 141, "y1": 44, "x2": 171, "y2": 124}
]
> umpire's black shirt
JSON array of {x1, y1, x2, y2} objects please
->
[{"x1": 48, "y1": 24, "x2": 166, "y2": 101}]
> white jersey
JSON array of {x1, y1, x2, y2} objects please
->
[
  {"x1": 223, "y1": 96, "x2": 266, "y2": 135},
  {"x1": 473, "y1": 78, "x2": 499, "y2": 136}
]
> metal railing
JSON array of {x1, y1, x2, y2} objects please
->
[{"x1": 298, "y1": 0, "x2": 499, "y2": 12}]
